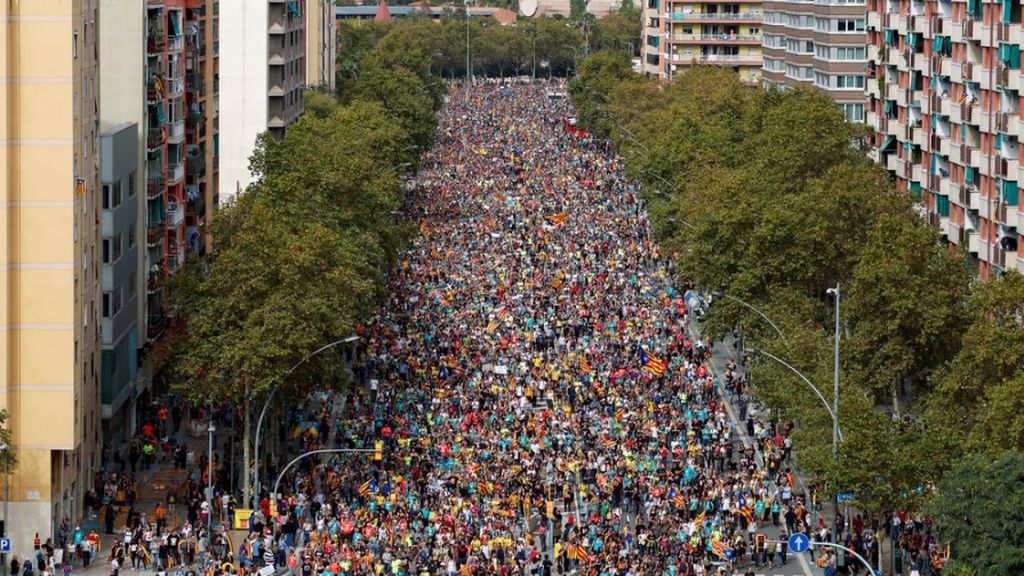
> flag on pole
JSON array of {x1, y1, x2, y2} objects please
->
[
  {"x1": 711, "y1": 540, "x2": 734, "y2": 560},
  {"x1": 545, "y1": 213, "x2": 569, "y2": 227}
]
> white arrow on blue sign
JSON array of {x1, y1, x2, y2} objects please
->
[
  {"x1": 0, "y1": 537, "x2": 11, "y2": 554},
  {"x1": 788, "y1": 532, "x2": 810, "y2": 554}
]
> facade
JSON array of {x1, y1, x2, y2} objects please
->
[
  {"x1": 0, "y1": 0, "x2": 102, "y2": 551},
  {"x1": 761, "y1": 0, "x2": 868, "y2": 122},
  {"x1": 220, "y1": 0, "x2": 307, "y2": 201},
  {"x1": 641, "y1": 0, "x2": 764, "y2": 83},
  {"x1": 866, "y1": 0, "x2": 1022, "y2": 276},
  {"x1": 308, "y1": 0, "x2": 338, "y2": 90},
  {"x1": 100, "y1": 125, "x2": 141, "y2": 444}
]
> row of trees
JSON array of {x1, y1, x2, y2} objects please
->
[
  {"x1": 164, "y1": 29, "x2": 444, "y2": 504},
  {"x1": 569, "y1": 51, "x2": 1024, "y2": 575},
  {"x1": 336, "y1": 7, "x2": 640, "y2": 83}
]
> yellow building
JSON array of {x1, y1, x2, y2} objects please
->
[{"x1": 0, "y1": 0, "x2": 102, "y2": 553}]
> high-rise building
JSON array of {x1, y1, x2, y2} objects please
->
[
  {"x1": 220, "y1": 0, "x2": 308, "y2": 201},
  {"x1": 184, "y1": 0, "x2": 220, "y2": 255},
  {"x1": 307, "y1": 0, "x2": 337, "y2": 91},
  {"x1": 641, "y1": 0, "x2": 764, "y2": 83},
  {"x1": 761, "y1": 0, "x2": 868, "y2": 122},
  {"x1": 0, "y1": 0, "x2": 103, "y2": 550},
  {"x1": 866, "y1": 0, "x2": 1021, "y2": 276}
]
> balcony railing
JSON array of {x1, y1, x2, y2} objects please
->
[
  {"x1": 166, "y1": 77, "x2": 184, "y2": 97},
  {"x1": 167, "y1": 201, "x2": 185, "y2": 227},
  {"x1": 669, "y1": 33, "x2": 763, "y2": 42},
  {"x1": 147, "y1": 125, "x2": 164, "y2": 149},
  {"x1": 167, "y1": 34, "x2": 184, "y2": 52},
  {"x1": 147, "y1": 176, "x2": 165, "y2": 199},
  {"x1": 187, "y1": 157, "x2": 206, "y2": 179},
  {"x1": 168, "y1": 162, "x2": 185, "y2": 183},
  {"x1": 668, "y1": 11, "x2": 762, "y2": 19},
  {"x1": 167, "y1": 119, "x2": 185, "y2": 142}
]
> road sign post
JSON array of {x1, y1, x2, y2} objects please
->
[{"x1": 0, "y1": 537, "x2": 10, "y2": 554}]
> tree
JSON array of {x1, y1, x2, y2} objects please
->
[
  {"x1": 567, "y1": 49, "x2": 637, "y2": 138},
  {"x1": 846, "y1": 214, "x2": 970, "y2": 413},
  {"x1": 927, "y1": 451, "x2": 1024, "y2": 576},
  {"x1": 593, "y1": 11, "x2": 640, "y2": 55},
  {"x1": 0, "y1": 408, "x2": 16, "y2": 472}
]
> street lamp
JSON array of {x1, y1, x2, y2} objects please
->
[
  {"x1": 252, "y1": 335, "x2": 360, "y2": 507},
  {"x1": 206, "y1": 415, "x2": 215, "y2": 548},
  {"x1": 665, "y1": 217, "x2": 695, "y2": 230},
  {"x1": 0, "y1": 443, "x2": 7, "y2": 576},
  {"x1": 270, "y1": 448, "x2": 377, "y2": 520},
  {"x1": 562, "y1": 44, "x2": 580, "y2": 74},
  {"x1": 710, "y1": 291, "x2": 789, "y2": 346},
  {"x1": 827, "y1": 283, "x2": 842, "y2": 546},
  {"x1": 744, "y1": 347, "x2": 842, "y2": 442}
]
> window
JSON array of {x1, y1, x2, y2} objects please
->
[
  {"x1": 102, "y1": 234, "x2": 123, "y2": 264},
  {"x1": 102, "y1": 181, "x2": 122, "y2": 210},
  {"x1": 837, "y1": 19, "x2": 865, "y2": 31},
  {"x1": 73, "y1": 32, "x2": 78, "y2": 59},
  {"x1": 837, "y1": 75, "x2": 864, "y2": 88},
  {"x1": 128, "y1": 223, "x2": 136, "y2": 249},
  {"x1": 839, "y1": 103, "x2": 865, "y2": 122}
]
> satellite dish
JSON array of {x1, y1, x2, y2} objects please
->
[{"x1": 521, "y1": 0, "x2": 538, "y2": 17}]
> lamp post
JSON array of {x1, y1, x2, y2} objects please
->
[
  {"x1": 206, "y1": 413, "x2": 215, "y2": 548},
  {"x1": 710, "y1": 291, "x2": 789, "y2": 346},
  {"x1": 270, "y1": 448, "x2": 377, "y2": 520},
  {"x1": 827, "y1": 283, "x2": 841, "y2": 545},
  {"x1": 665, "y1": 217, "x2": 695, "y2": 230},
  {"x1": 252, "y1": 336, "x2": 360, "y2": 507},
  {"x1": 744, "y1": 348, "x2": 843, "y2": 443},
  {"x1": 1, "y1": 443, "x2": 7, "y2": 576}
]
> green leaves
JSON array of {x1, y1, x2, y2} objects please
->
[
  {"x1": 927, "y1": 451, "x2": 1024, "y2": 576},
  {"x1": 168, "y1": 38, "x2": 438, "y2": 404},
  {"x1": 567, "y1": 49, "x2": 637, "y2": 139}
]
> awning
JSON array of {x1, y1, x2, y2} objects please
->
[
  {"x1": 929, "y1": 75, "x2": 938, "y2": 89},
  {"x1": 885, "y1": 100, "x2": 894, "y2": 115},
  {"x1": 968, "y1": 0, "x2": 980, "y2": 17},
  {"x1": 886, "y1": 30, "x2": 896, "y2": 46},
  {"x1": 998, "y1": 43, "x2": 1021, "y2": 68},
  {"x1": 1002, "y1": 0, "x2": 1013, "y2": 24},
  {"x1": 1002, "y1": 179, "x2": 1019, "y2": 205},
  {"x1": 169, "y1": 14, "x2": 180, "y2": 36},
  {"x1": 907, "y1": 33, "x2": 918, "y2": 48},
  {"x1": 933, "y1": 36, "x2": 944, "y2": 53},
  {"x1": 881, "y1": 135, "x2": 897, "y2": 153},
  {"x1": 937, "y1": 194, "x2": 951, "y2": 216},
  {"x1": 996, "y1": 133, "x2": 1004, "y2": 150},
  {"x1": 965, "y1": 166, "x2": 976, "y2": 184}
]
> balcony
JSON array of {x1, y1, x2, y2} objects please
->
[
  {"x1": 168, "y1": 162, "x2": 185, "y2": 183},
  {"x1": 167, "y1": 34, "x2": 184, "y2": 52},
  {"x1": 668, "y1": 11, "x2": 762, "y2": 21},
  {"x1": 669, "y1": 33, "x2": 762, "y2": 44},
  {"x1": 147, "y1": 124, "x2": 164, "y2": 149},
  {"x1": 166, "y1": 76, "x2": 184, "y2": 98},
  {"x1": 167, "y1": 201, "x2": 185, "y2": 228},
  {"x1": 187, "y1": 156, "x2": 206, "y2": 179},
  {"x1": 165, "y1": 245, "x2": 185, "y2": 271},
  {"x1": 147, "y1": 175, "x2": 165, "y2": 199},
  {"x1": 146, "y1": 32, "x2": 165, "y2": 55},
  {"x1": 967, "y1": 232, "x2": 981, "y2": 254},
  {"x1": 167, "y1": 119, "x2": 185, "y2": 143}
]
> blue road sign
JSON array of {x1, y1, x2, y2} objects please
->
[
  {"x1": 0, "y1": 537, "x2": 11, "y2": 554},
  {"x1": 788, "y1": 532, "x2": 810, "y2": 553},
  {"x1": 838, "y1": 492, "x2": 856, "y2": 502}
]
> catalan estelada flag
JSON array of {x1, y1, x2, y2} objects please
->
[
  {"x1": 545, "y1": 213, "x2": 569, "y2": 227},
  {"x1": 668, "y1": 487, "x2": 684, "y2": 507},
  {"x1": 358, "y1": 480, "x2": 373, "y2": 497},
  {"x1": 487, "y1": 320, "x2": 499, "y2": 333},
  {"x1": 497, "y1": 307, "x2": 510, "y2": 319},
  {"x1": 739, "y1": 505, "x2": 754, "y2": 524},
  {"x1": 549, "y1": 277, "x2": 564, "y2": 290},
  {"x1": 640, "y1": 349, "x2": 666, "y2": 377},
  {"x1": 601, "y1": 438, "x2": 615, "y2": 448},
  {"x1": 693, "y1": 509, "x2": 706, "y2": 526},
  {"x1": 711, "y1": 539, "x2": 734, "y2": 560},
  {"x1": 580, "y1": 356, "x2": 592, "y2": 374}
]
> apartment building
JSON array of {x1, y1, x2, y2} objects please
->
[
  {"x1": 762, "y1": 0, "x2": 868, "y2": 122},
  {"x1": 308, "y1": 0, "x2": 337, "y2": 90},
  {"x1": 220, "y1": 0, "x2": 308, "y2": 201},
  {"x1": 641, "y1": 0, "x2": 764, "y2": 83},
  {"x1": 866, "y1": 0, "x2": 1022, "y2": 276},
  {"x1": 0, "y1": 0, "x2": 103, "y2": 552}
]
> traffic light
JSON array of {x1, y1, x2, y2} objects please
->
[{"x1": 374, "y1": 441, "x2": 383, "y2": 461}]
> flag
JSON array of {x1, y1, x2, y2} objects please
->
[
  {"x1": 549, "y1": 277, "x2": 564, "y2": 290},
  {"x1": 739, "y1": 505, "x2": 754, "y2": 524},
  {"x1": 545, "y1": 213, "x2": 569, "y2": 227},
  {"x1": 693, "y1": 509, "x2": 706, "y2": 526},
  {"x1": 957, "y1": 90, "x2": 968, "y2": 104},
  {"x1": 640, "y1": 349, "x2": 666, "y2": 377},
  {"x1": 497, "y1": 307, "x2": 510, "y2": 320},
  {"x1": 572, "y1": 544, "x2": 590, "y2": 563},
  {"x1": 614, "y1": 408, "x2": 625, "y2": 421},
  {"x1": 668, "y1": 488, "x2": 684, "y2": 508},
  {"x1": 711, "y1": 540, "x2": 734, "y2": 560},
  {"x1": 580, "y1": 357, "x2": 592, "y2": 374},
  {"x1": 358, "y1": 480, "x2": 373, "y2": 497},
  {"x1": 487, "y1": 320, "x2": 499, "y2": 333},
  {"x1": 601, "y1": 438, "x2": 616, "y2": 448}
]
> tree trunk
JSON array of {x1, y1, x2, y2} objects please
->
[
  {"x1": 892, "y1": 387, "x2": 901, "y2": 420},
  {"x1": 242, "y1": 380, "x2": 252, "y2": 508}
]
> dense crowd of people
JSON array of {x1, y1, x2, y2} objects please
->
[
  {"x1": 36, "y1": 80, "x2": 951, "y2": 576},
  {"x1": 260, "y1": 81, "x2": 820, "y2": 576}
]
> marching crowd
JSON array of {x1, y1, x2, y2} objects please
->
[
  {"x1": 30, "y1": 80, "x2": 951, "y2": 576},
  {"x1": 263, "y1": 81, "x2": 823, "y2": 576}
]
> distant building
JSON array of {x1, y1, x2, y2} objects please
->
[
  {"x1": 641, "y1": 0, "x2": 763, "y2": 83},
  {"x1": 335, "y1": 4, "x2": 518, "y2": 24}
]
